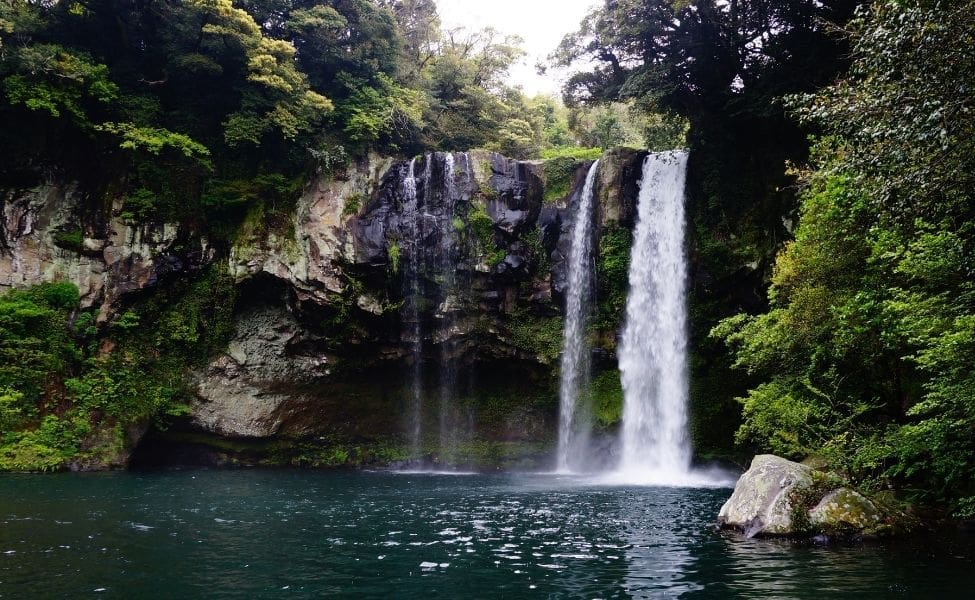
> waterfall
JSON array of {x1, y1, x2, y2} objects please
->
[
  {"x1": 437, "y1": 152, "x2": 461, "y2": 466},
  {"x1": 402, "y1": 157, "x2": 424, "y2": 461},
  {"x1": 616, "y1": 151, "x2": 692, "y2": 483},
  {"x1": 557, "y1": 160, "x2": 600, "y2": 473},
  {"x1": 400, "y1": 152, "x2": 472, "y2": 468}
]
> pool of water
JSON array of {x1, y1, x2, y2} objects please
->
[{"x1": 1, "y1": 470, "x2": 972, "y2": 598}]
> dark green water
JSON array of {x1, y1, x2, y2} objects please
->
[{"x1": 1, "y1": 471, "x2": 973, "y2": 598}]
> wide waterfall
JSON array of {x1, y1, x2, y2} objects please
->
[
  {"x1": 557, "y1": 160, "x2": 600, "y2": 473},
  {"x1": 616, "y1": 151, "x2": 694, "y2": 484}
]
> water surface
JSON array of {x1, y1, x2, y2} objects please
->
[{"x1": 1, "y1": 471, "x2": 972, "y2": 598}]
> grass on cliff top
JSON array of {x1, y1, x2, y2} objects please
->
[
  {"x1": 540, "y1": 147, "x2": 603, "y2": 161},
  {"x1": 541, "y1": 148, "x2": 601, "y2": 205}
]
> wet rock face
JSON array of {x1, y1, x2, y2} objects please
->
[
  {"x1": 597, "y1": 147, "x2": 648, "y2": 229},
  {"x1": 191, "y1": 296, "x2": 331, "y2": 438},
  {"x1": 3, "y1": 150, "x2": 641, "y2": 458},
  {"x1": 485, "y1": 153, "x2": 543, "y2": 236}
]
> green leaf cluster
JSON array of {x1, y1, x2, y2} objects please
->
[
  {"x1": 0, "y1": 268, "x2": 236, "y2": 472},
  {"x1": 714, "y1": 1, "x2": 975, "y2": 516}
]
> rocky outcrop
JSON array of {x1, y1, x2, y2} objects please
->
[
  {"x1": 597, "y1": 147, "x2": 647, "y2": 228},
  {"x1": 718, "y1": 454, "x2": 894, "y2": 538},
  {"x1": 230, "y1": 153, "x2": 394, "y2": 303},
  {"x1": 0, "y1": 181, "x2": 212, "y2": 319},
  {"x1": 0, "y1": 149, "x2": 645, "y2": 468},
  {"x1": 809, "y1": 488, "x2": 885, "y2": 533}
]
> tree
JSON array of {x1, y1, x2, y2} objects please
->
[{"x1": 716, "y1": 0, "x2": 975, "y2": 516}]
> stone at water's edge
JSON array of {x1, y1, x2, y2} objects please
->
[
  {"x1": 809, "y1": 487, "x2": 884, "y2": 532},
  {"x1": 717, "y1": 454, "x2": 813, "y2": 537},
  {"x1": 718, "y1": 454, "x2": 891, "y2": 538}
]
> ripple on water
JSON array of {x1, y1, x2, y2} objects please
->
[{"x1": 0, "y1": 471, "x2": 972, "y2": 599}]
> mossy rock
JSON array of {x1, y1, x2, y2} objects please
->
[
  {"x1": 718, "y1": 454, "x2": 899, "y2": 538},
  {"x1": 809, "y1": 488, "x2": 885, "y2": 535}
]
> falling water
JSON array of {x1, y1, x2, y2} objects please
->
[
  {"x1": 401, "y1": 152, "x2": 472, "y2": 468},
  {"x1": 438, "y1": 152, "x2": 461, "y2": 466},
  {"x1": 616, "y1": 151, "x2": 693, "y2": 484},
  {"x1": 557, "y1": 160, "x2": 600, "y2": 473},
  {"x1": 402, "y1": 157, "x2": 423, "y2": 461}
]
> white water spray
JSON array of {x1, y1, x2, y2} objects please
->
[
  {"x1": 615, "y1": 151, "x2": 698, "y2": 485},
  {"x1": 557, "y1": 160, "x2": 599, "y2": 472}
]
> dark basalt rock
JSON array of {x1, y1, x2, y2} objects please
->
[{"x1": 486, "y1": 154, "x2": 543, "y2": 236}]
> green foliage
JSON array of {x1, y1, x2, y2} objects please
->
[
  {"x1": 589, "y1": 370, "x2": 623, "y2": 428},
  {"x1": 119, "y1": 189, "x2": 158, "y2": 222},
  {"x1": 468, "y1": 203, "x2": 504, "y2": 266},
  {"x1": 566, "y1": 103, "x2": 644, "y2": 149},
  {"x1": 335, "y1": 73, "x2": 425, "y2": 150},
  {"x1": 539, "y1": 146, "x2": 602, "y2": 161},
  {"x1": 96, "y1": 122, "x2": 211, "y2": 167},
  {"x1": 52, "y1": 228, "x2": 84, "y2": 252},
  {"x1": 593, "y1": 225, "x2": 631, "y2": 332},
  {"x1": 494, "y1": 118, "x2": 539, "y2": 159},
  {"x1": 542, "y1": 157, "x2": 590, "y2": 204},
  {"x1": 0, "y1": 270, "x2": 234, "y2": 472},
  {"x1": 0, "y1": 387, "x2": 26, "y2": 432},
  {"x1": 521, "y1": 226, "x2": 550, "y2": 275},
  {"x1": 790, "y1": 1, "x2": 975, "y2": 224},
  {"x1": 3, "y1": 44, "x2": 117, "y2": 127},
  {"x1": 715, "y1": 1, "x2": 975, "y2": 514},
  {"x1": 343, "y1": 193, "x2": 363, "y2": 217},
  {"x1": 387, "y1": 240, "x2": 402, "y2": 274},
  {"x1": 0, "y1": 282, "x2": 80, "y2": 404},
  {"x1": 507, "y1": 311, "x2": 564, "y2": 365}
]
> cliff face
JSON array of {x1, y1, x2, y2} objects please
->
[
  {"x1": 0, "y1": 149, "x2": 647, "y2": 469},
  {"x1": 1, "y1": 182, "x2": 210, "y2": 320}
]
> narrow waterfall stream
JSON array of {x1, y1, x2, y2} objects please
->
[
  {"x1": 616, "y1": 151, "x2": 694, "y2": 484},
  {"x1": 437, "y1": 152, "x2": 462, "y2": 466},
  {"x1": 402, "y1": 157, "x2": 423, "y2": 461},
  {"x1": 557, "y1": 160, "x2": 600, "y2": 472},
  {"x1": 402, "y1": 152, "x2": 469, "y2": 468}
]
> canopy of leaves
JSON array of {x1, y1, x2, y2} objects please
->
[{"x1": 715, "y1": 1, "x2": 975, "y2": 516}]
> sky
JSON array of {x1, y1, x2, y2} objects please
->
[{"x1": 434, "y1": 0, "x2": 599, "y2": 96}]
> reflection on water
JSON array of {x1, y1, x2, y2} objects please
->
[
  {"x1": 619, "y1": 489, "x2": 701, "y2": 598},
  {"x1": 1, "y1": 471, "x2": 972, "y2": 598}
]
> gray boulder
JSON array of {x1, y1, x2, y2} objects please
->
[
  {"x1": 718, "y1": 454, "x2": 894, "y2": 538},
  {"x1": 718, "y1": 454, "x2": 813, "y2": 537}
]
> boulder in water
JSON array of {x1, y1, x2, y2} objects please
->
[
  {"x1": 718, "y1": 454, "x2": 895, "y2": 538},
  {"x1": 717, "y1": 454, "x2": 814, "y2": 537}
]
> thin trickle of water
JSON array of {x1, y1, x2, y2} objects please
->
[
  {"x1": 557, "y1": 160, "x2": 600, "y2": 473},
  {"x1": 402, "y1": 157, "x2": 423, "y2": 461},
  {"x1": 438, "y1": 152, "x2": 460, "y2": 465},
  {"x1": 398, "y1": 158, "x2": 423, "y2": 458},
  {"x1": 616, "y1": 151, "x2": 692, "y2": 484}
]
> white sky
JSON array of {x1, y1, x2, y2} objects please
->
[{"x1": 435, "y1": 0, "x2": 599, "y2": 96}]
